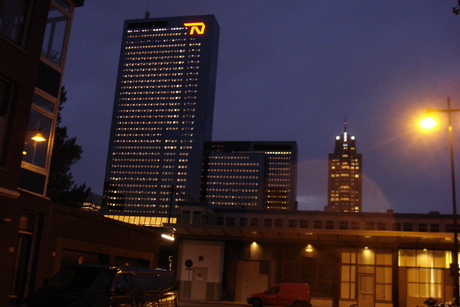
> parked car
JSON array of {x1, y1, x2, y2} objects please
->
[
  {"x1": 247, "y1": 283, "x2": 311, "y2": 307},
  {"x1": 24, "y1": 264, "x2": 178, "y2": 307}
]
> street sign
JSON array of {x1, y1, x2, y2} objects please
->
[{"x1": 185, "y1": 259, "x2": 193, "y2": 268}]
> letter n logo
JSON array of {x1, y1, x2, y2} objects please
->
[{"x1": 184, "y1": 22, "x2": 206, "y2": 35}]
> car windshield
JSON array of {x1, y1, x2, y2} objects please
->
[{"x1": 46, "y1": 266, "x2": 116, "y2": 293}]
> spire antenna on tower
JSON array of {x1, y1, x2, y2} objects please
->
[
  {"x1": 145, "y1": 7, "x2": 150, "y2": 19},
  {"x1": 344, "y1": 114, "x2": 347, "y2": 132}
]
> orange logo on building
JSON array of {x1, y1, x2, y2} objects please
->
[{"x1": 184, "y1": 22, "x2": 205, "y2": 35}]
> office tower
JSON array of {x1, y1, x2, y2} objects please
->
[
  {"x1": 325, "y1": 122, "x2": 362, "y2": 212},
  {"x1": 104, "y1": 15, "x2": 219, "y2": 214},
  {"x1": 202, "y1": 141, "x2": 298, "y2": 210}
]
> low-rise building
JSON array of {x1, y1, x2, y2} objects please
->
[{"x1": 169, "y1": 202, "x2": 458, "y2": 307}]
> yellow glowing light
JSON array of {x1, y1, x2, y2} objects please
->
[
  {"x1": 305, "y1": 244, "x2": 314, "y2": 253},
  {"x1": 184, "y1": 22, "x2": 205, "y2": 35},
  {"x1": 31, "y1": 132, "x2": 46, "y2": 142},
  {"x1": 161, "y1": 234, "x2": 175, "y2": 241},
  {"x1": 420, "y1": 115, "x2": 437, "y2": 130}
]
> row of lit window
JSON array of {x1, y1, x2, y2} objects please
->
[
  {"x1": 210, "y1": 202, "x2": 258, "y2": 206},
  {"x1": 210, "y1": 156, "x2": 252, "y2": 160},
  {"x1": 118, "y1": 97, "x2": 193, "y2": 102},
  {"x1": 330, "y1": 198, "x2": 359, "y2": 202},
  {"x1": 115, "y1": 133, "x2": 162, "y2": 137},
  {"x1": 270, "y1": 167, "x2": 291, "y2": 172},
  {"x1": 332, "y1": 159, "x2": 359, "y2": 165},
  {"x1": 119, "y1": 97, "x2": 195, "y2": 101},
  {"x1": 120, "y1": 85, "x2": 183, "y2": 90},
  {"x1": 114, "y1": 190, "x2": 159, "y2": 194},
  {"x1": 114, "y1": 139, "x2": 161, "y2": 143},
  {"x1": 208, "y1": 162, "x2": 260, "y2": 166},
  {"x1": 207, "y1": 188, "x2": 258, "y2": 193},
  {"x1": 125, "y1": 50, "x2": 186, "y2": 56},
  {"x1": 112, "y1": 147, "x2": 161, "y2": 151},
  {"x1": 207, "y1": 195, "x2": 258, "y2": 199},
  {"x1": 127, "y1": 38, "x2": 187, "y2": 45},
  {"x1": 119, "y1": 90, "x2": 183, "y2": 95},
  {"x1": 331, "y1": 166, "x2": 360, "y2": 170},
  {"x1": 119, "y1": 102, "x2": 181, "y2": 107},
  {"x1": 120, "y1": 79, "x2": 184, "y2": 84},
  {"x1": 266, "y1": 189, "x2": 290, "y2": 193},
  {"x1": 126, "y1": 31, "x2": 187, "y2": 38},
  {"x1": 331, "y1": 174, "x2": 360, "y2": 178},
  {"x1": 115, "y1": 127, "x2": 160, "y2": 132},
  {"x1": 119, "y1": 115, "x2": 195, "y2": 120},
  {"x1": 109, "y1": 177, "x2": 159, "y2": 181},
  {"x1": 124, "y1": 60, "x2": 185, "y2": 66},
  {"x1": 207, "y1": 182, "x2": 259, "y2": 186},
  {"x1": 209, "y1": 169, "x2": 259, "y2": 173},
  {"x1": 125, "y1": 43, "x2": 187, "y2": 49},
  {"x1": 127, "y1": 27, "x2": 185, "y2": 33},
  {"x1": 122, "y1": 67, "x2": 184, "y2": 73},
  {"x1": 116, "y1": 115, "x2": 181, "y2": 119},
  {"x1": 118, "y1": 108, "x2": 196, "y2": 113},
  {"x1": 208, "y1": 175, "x2": 259, "y2": 180},
  {"x1": 267, "y1": 195, "x2": 288, "y2": 199},
  {"x1": 124, "y1": 55, "x2": 185, "y2": 61},
  {"x1": 121, "y1": 73, "x2": 183, "y2": 79},
  {"x1": 116, "y1": 120, "x2": 179, "y2": 125},
  {"x1": 262, "y1": 151, "x2": 293, "y2": 155},
  {"x1": 111, "y1": 164, "x2": 162, "y2": 169},
  {"x1": 266, "y1": 200, "x2": 288, "y2": 204},
  {"x1": 112, "y1": 158, "x2": 161, "y2": 162},
  {"x1": 119, "y1": 101, "x2": 196, "y2": 106},
  {"x1": 111, "y1": 171, "x2": 160, "y2": 175},
  {"x1": 266, "y1": 178, "x2": 291, "y2": 182},
  {"x1": 106, "y1": 183, "x2": 158, "y2": 189},
  {"x1": 330, "y1": 189, "x2": 359, "y2": 194}
]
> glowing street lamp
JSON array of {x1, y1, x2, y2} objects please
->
[
  {"x1": 30, "y1": 127, "x2": 46, "y2": 164},
  {"x1": 31, "y1": 131, "x2": 46, "y2": 142},
  {"x1": 420, "y1": 97, "x2": 460, "y2": 306},
  {"x1": 419, "y1": 116, "x2": 437, "y2": 130}
]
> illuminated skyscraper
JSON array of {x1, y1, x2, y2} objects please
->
[
  {"x1": 104, "y1": 15, "x2": 219, "y2": 213},
  {"x1": 202, "y1": 141, "x2": 298, "y2": 210},
  {"x1": 325, "y1": 122, "x2": 362, "y2": 212}
]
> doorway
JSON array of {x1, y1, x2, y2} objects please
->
[
  {"x1": 358, "y1": 273, "x2": 375, "y2": 307},
  {"x1": 191, "y1": 267, "x2": 208, "y2": 300}
]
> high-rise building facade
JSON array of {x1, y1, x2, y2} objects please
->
[
  {"x1": 104, "y1": 15, "x2": 219, "y2": 214},
  {"x1": 325, "y1": 123, "x2": 362, "y2": 212},
  {"x1": 202, "y1": 141, "x2": 298, "y2": 210}
]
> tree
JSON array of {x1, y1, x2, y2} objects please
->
[
  {"x1": 455, "y1": 0, "x2": 460, "y2": 15},
  {"x1": 46, "y1": 87, "x2": 91, "y2": 208}
]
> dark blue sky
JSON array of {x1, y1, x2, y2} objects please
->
[{"x1": 62, "y1": 1, "x2": 460, "y2": 213}]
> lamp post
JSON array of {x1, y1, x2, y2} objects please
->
[{"x1": 420, "y1": 97, "x2": 459, "y2": 306}]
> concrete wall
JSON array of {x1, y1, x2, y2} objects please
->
[{"x1": 177, "y1": 240, "x2": 224, "y2": 300}]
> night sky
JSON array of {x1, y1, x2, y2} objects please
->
[{"x1": 61, "y1": 1, "x2": 460, "y2": 213}]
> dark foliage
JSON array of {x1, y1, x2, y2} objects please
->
[
  {"x1": 46, "y1": 87, "x2": 91, "y2": 208},
  {"x1": 455, "y1": 0, "x2": 460, "y2": 15}
]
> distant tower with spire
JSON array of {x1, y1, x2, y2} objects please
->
[{"x1": 325, "y1": 120, "x2": 362, "y2": 212}]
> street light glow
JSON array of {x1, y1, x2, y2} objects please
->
[
  {"x1": 420, "y1": 116, "x2": 437, "y2": 130},
  {"x1": 419, "y1": 97, "x2": 460, "y2": 306}
]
